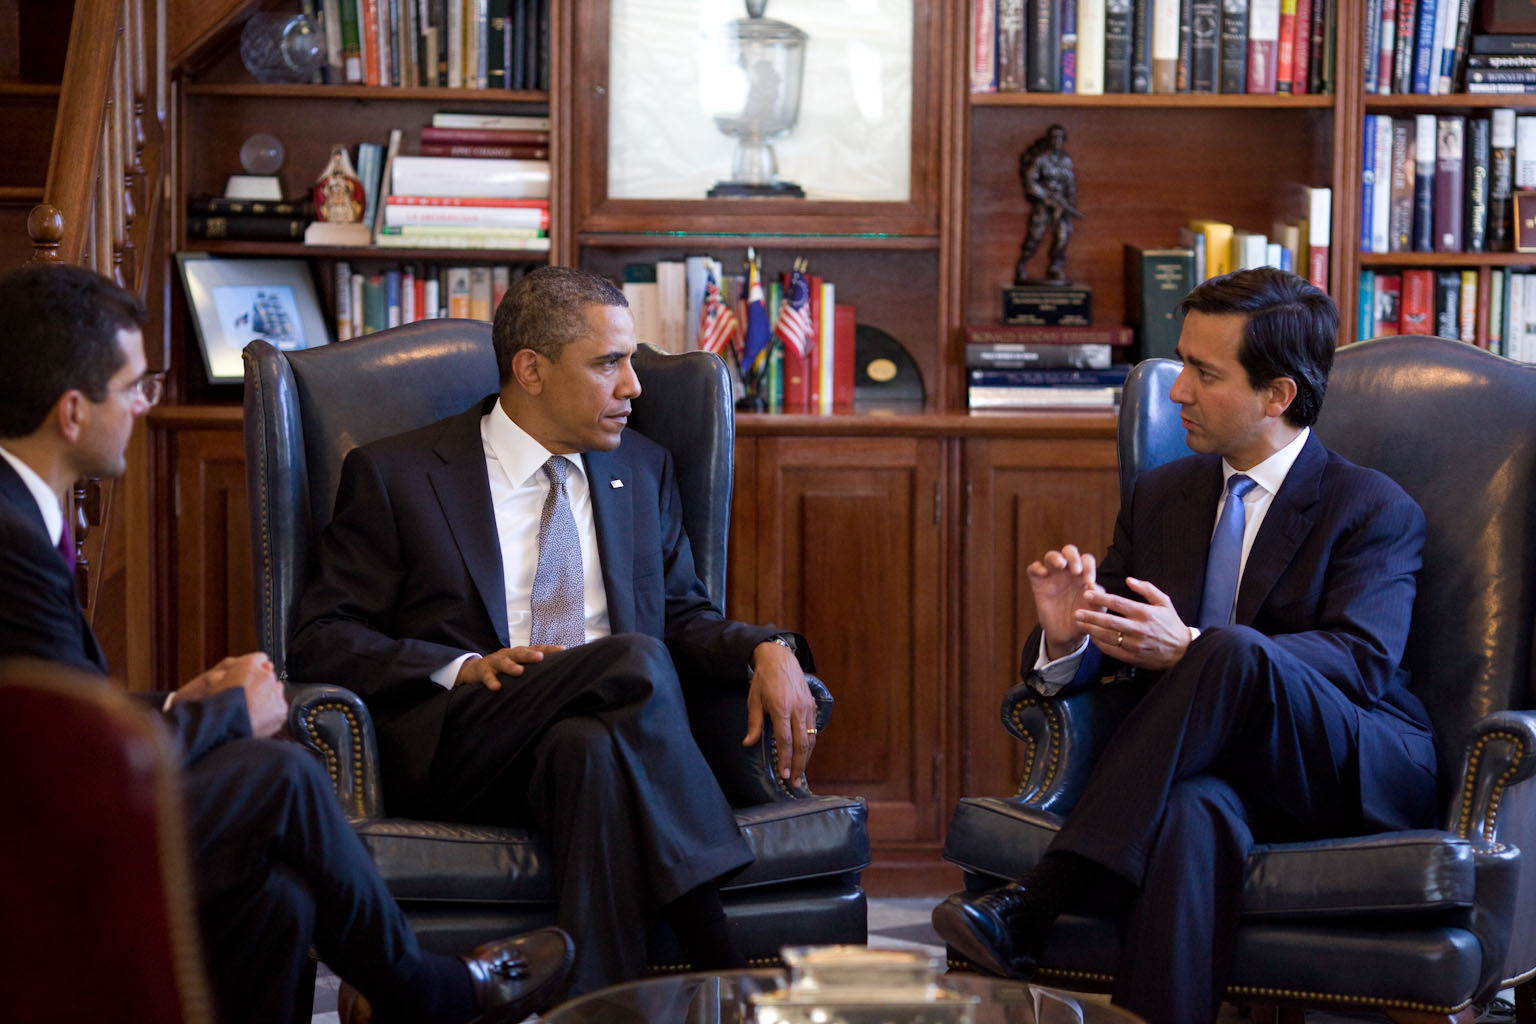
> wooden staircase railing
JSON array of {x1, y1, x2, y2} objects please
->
[
  {"x1": 24, "y1": 0, "x2": 168, "y2": 633},
  {"x1": 29, "y1": 0, "x2": 164, "y2": 278}
]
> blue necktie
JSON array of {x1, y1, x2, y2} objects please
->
[{"x1": 1198, "y1": 474, "x2": 1257, "y2": 628}]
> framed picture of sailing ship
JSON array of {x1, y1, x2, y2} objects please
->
[{"x1": 176, "y1": 254, "x2": 330, "y2": 383}]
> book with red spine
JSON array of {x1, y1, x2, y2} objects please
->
[
  {"x1": 833, "y1": 304, "x2": 857, "y2": 408},
  {"x1": 418, "y1": 143, "x2": 550, "y2": 160},
  {"x1": 1399, "y1": 269, "x2": 1435, "y2": 334},
  {"x1": 1291, "y1": 0, "x2": 1313, "y2": 93},
  {"x1": 419, "y1": 125, "x2": 550, "y2": 145},
  {"x1": 1275, "y1": 0, "x2": 1297, "y2": 92},
  {"x1": 386, "y1": 195, "x2": 549, "y2": 209},
  {"x1": 1247, "y1": 0, "x2": 1281, "y2": 93},
  {"x1": 361, "y1": 0, "x2": 381, "y2": 85}
]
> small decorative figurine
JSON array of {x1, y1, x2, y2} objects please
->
[
  {"x1": 311, "y1": 145, "x2": 365, "y2": 224},
  {"x1": 1014, "y1": 124, "x2": 1084, "y2": 286}
]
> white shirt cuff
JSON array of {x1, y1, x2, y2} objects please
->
[
  {"x1": 432, "y1": 653, "x2": 479, "y2": 689},
  {"x1": 1028, "y1": 636, "x2": 1091, "y2": 696}
]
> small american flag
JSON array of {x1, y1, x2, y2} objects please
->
[
  {"x1": 698, "y1": 268, "x2": 739, "y2": 357},
  {"x1": 775, "y1": 265, "x2": 814, "y2": 358}
]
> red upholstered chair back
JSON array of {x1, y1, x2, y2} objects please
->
[{"x1": 0, "y1": 660, "x2": 213, "y2": 1024}]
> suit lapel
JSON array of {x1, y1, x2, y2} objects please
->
[
  {"x1": 0, "y1": 459, "x2": 107, "y2": 673},
  {"x1": 583, "y1": 447, "x2": 634, "y2": 633},
  {"x1": 427, "y1": 399, "x2": 510, "y2": 648},
  {"x1": 1234, "y1": 433, "x2": 1324, "y2": 624}
]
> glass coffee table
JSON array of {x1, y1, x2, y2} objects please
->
[{"x1": 542, "y1": 968, "x2": 1146, "y2": 1023}]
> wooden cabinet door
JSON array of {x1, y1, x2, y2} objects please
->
[
  {"x1": 751, "y1": 436, "x2": 946, "y2": 843},
  {"x1": 168, "y1": 427, "x2": 255, "y2": 686},
  {"x1": 960, "y1": 437, "x2": 1119, "y2": 803}
]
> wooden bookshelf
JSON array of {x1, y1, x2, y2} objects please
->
[{"x1": 150, "y1": 0, "x2": 1530, "y2": 894}]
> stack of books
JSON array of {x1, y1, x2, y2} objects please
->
[
  {"x1": 186, "y1": 196, "x2": 314, "y2": 242},
  {"x1": 375, "y1": 113, "x2": 551, "y2": 251},
  {"x1": 965, "y1": 325, "x2": 1133, "y2": 409}
]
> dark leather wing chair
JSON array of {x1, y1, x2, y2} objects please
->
[
  {"x1": 0, "y1": 659, "x2": 215, "y2": 1024},
  {"x1": 940, "y1": 337, "x2": 1536, "y2": 1022},
  {"x1": 243, "y1": 318, "x2": 869, "y2": 966}
]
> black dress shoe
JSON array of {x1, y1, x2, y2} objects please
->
[
  {"x1": 931, "y1": 884, "x2": 1050, "y2": 979},
  {"x1": 462, "y1": 926, "x2": 575, "y2": 1024}
]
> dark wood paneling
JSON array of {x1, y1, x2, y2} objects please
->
[
  {"x1": 753, "y1": 436, "x2": 946, "y2": 843},
  {"x1": 960, "y1": 437, "x2": 1119, "y2": 801},
  {"x1": 169, "y1": 427, "x2": 255, "y2": 685}
]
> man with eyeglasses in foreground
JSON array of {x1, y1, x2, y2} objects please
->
[{"x1": 0, "y1": 264, "x2": 574, "y2": 1024}]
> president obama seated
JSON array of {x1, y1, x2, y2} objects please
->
[{"x1": 289, "y1": 266, "x2": 820, "y2": 996}]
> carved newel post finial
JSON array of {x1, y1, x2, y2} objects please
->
[{"x1": 27, "y1": 204, "x2": 66, "y2": 264}]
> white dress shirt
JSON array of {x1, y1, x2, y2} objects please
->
[
  {"x1": 1030, "y1": 427, "x2": 1311, "y2": 694},
  {"x1": 431, "y1": 400, "x2": 612, "y2": 687}
]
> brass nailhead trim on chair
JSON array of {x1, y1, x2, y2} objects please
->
[
  {"x1": 1008, "y1": 698, "x2": 1060, "y2": 798},
  {"x1": 1455, "y1": 730, "x2": 1524, "y2": 846},
  {"x1": 301, "y1": 700, "x2": 367, "y2": 818},
  {"x1": 249, "y1": 370, "x2": 279, "y2": 660},
  {"x1": 1224, "y1": 983, "x2": 1469, "y2": 1017}
]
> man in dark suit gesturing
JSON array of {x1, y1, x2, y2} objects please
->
[
  {"x1": 0, "y1": 264, "x2": 572, "y2": 1024},
  {"x1": 933, "y1": 268, "x2": 1440, "y2": 1024},
  {"x1": 289, "y1": 266, "x2": 819, "y2": 994}
]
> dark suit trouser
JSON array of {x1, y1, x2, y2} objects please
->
[
  {"x1": 425, "y1": 633, "x2": 754, "y2": 995},
  {"x1": 181, "y1": 739, "x2": 425, "y2": 1024},
  {"x1": 1047, "y1": 627, "x2": 1437, "y2": 1024}
]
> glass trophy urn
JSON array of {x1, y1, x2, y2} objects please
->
[{"x1": 704, "y1": 0, "x2": 808, "y2": 199}]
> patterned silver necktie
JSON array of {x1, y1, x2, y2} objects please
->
[{"x1": 528, "y1": 456, "x2": 585, "y2": 647}]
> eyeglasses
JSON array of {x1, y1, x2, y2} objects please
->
[{"x1": 120, "y1": 372, "x2": 165, "y2": 408}]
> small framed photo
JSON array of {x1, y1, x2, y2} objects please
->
[
  {"x1": 1515, "y1": 192, "x2": 1536, "y2": 254},
  {"x1": 175, "y1": 254, "x2": 330, "y2": 383}
]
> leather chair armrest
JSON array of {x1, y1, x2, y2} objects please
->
[
  {"x1": 1447, "y1": 709, "x2": 1536, "y2": 846},
  {"x1": 684, "y1": 675, "x2": 833, "y2": 808},
  {"x1": 285, "y1": 682, "x2": 385, "y2": 820},
  {"x1": 1000, "y1": 681, "x2": 1141, "y2": 815}
]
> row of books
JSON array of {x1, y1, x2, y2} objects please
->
[
  {"x1": 1179, "y1": 187, "x2": 1333, "y2": 289},
  {"x1": 1358, "y1": 266, "x2": 1536, "y2": 362},
  {"x1": 306, "y1": 0, "x2": 549, "y2": 90},
  {"x1": 969, "y1": 0, "x2": 1336, "y2": 95},
  {"x1": 332, "y1": 260, "x2": 533, "y2": 339},
  {"x1": 1363, "y1": 0, "x2": 1534, "y2": 95},
  {"x1": 965, "y1": 324, "x2": 1133, "y2": 408},
  {"x1": 1359, "y1": 111, "x2": 1529, "y2": 254},
  {"x1": 621, "y1": 257, "x2": 855, "y2": 412}
]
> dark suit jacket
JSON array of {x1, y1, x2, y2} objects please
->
[
  {"x1": 0, "y1": 457, "x2": 250, "y2": 766},
  {"x1": 288, "y1": 396, "x2": 809, "y2": 786},
  {"x1": 1020, "y1": 434, "x2": 1435, "y2": 821}
]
